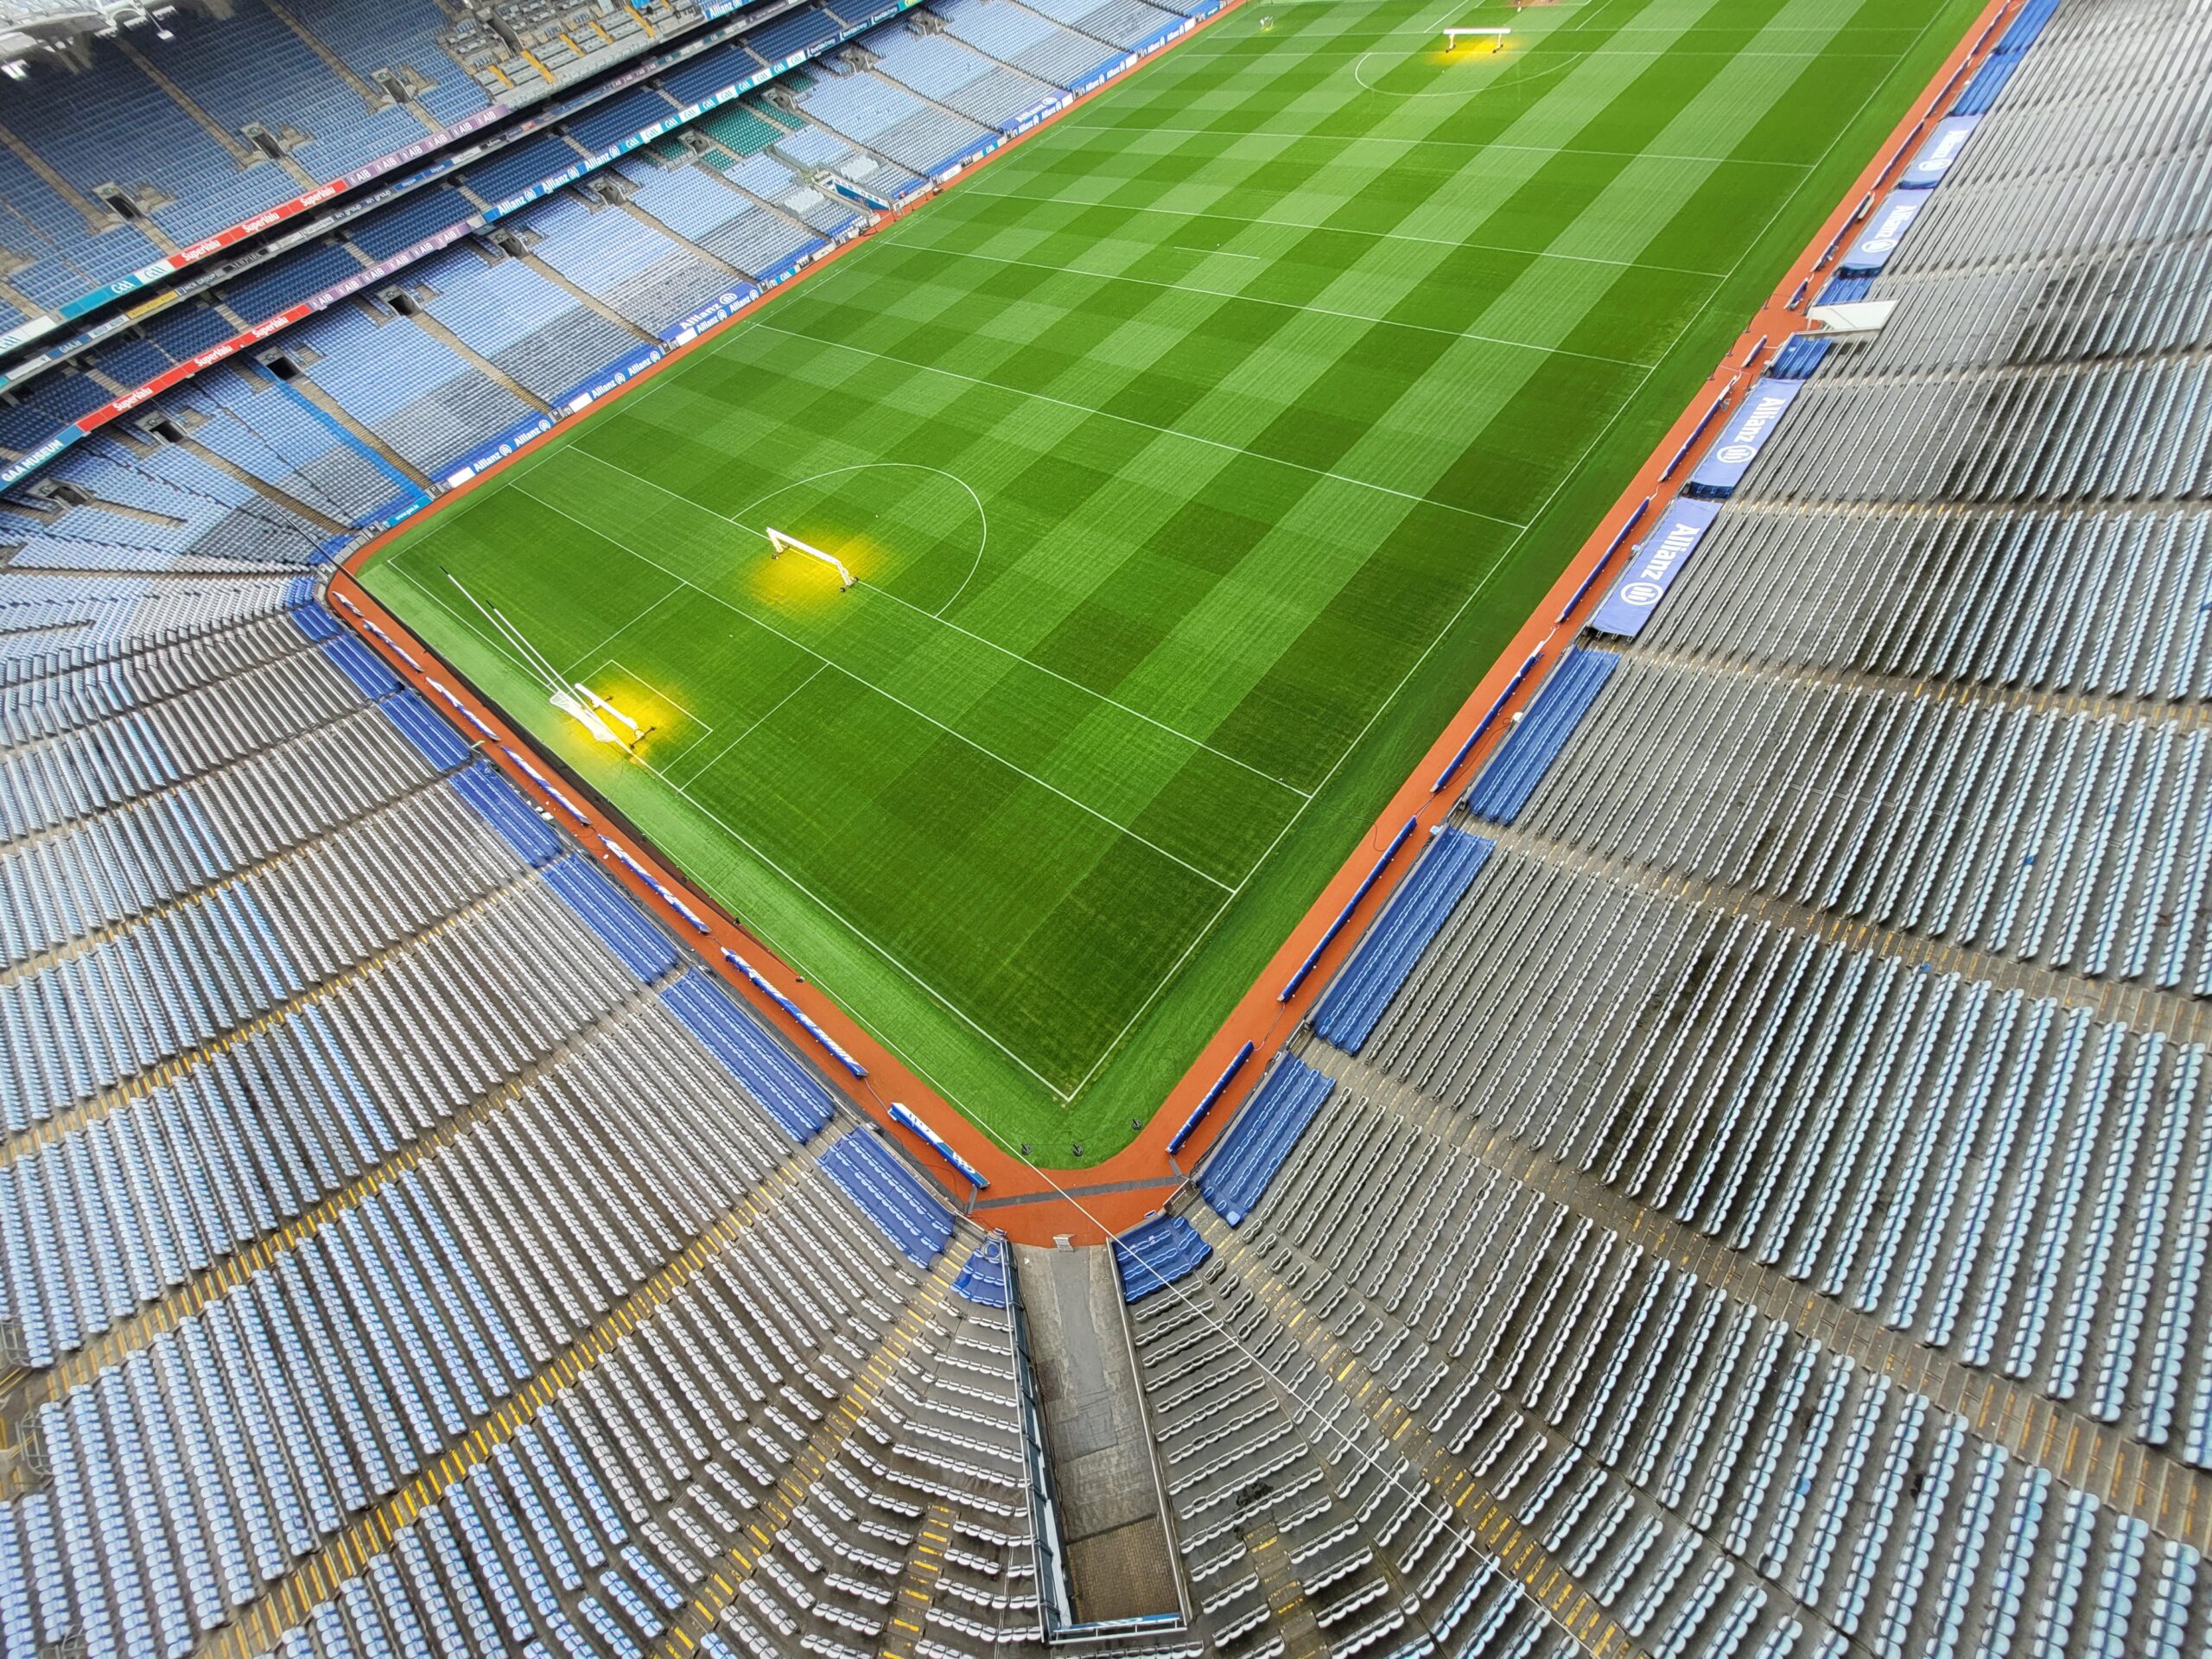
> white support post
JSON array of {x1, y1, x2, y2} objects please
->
[{"x1": 766, "y1": 525, "x2": 856, "y2": 589}]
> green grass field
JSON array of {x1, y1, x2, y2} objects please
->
[{"x1": 364, "y1": 0, "x2": 1981, "y2": 1162}]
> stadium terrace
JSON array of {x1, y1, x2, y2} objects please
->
[{"x1": 5, "y1": 0, "x2": 2209, "y2": 1655}]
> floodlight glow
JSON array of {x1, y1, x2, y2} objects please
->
[
  {"x1": 572, "y1": 682, "x2": 639, "y2": 734},
  {"x1": 766, "y1": 525, "x2": 855, "y2": 590},
  {"x1": 550, "y1": 688, "x2": 628, "y2": 747},
  {"x1": 1443, "y1": 25, "x2": 1509, "y2": 48}
]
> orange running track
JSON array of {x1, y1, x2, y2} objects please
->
[{"x1": 337, "y1": 0, "x2": 2023, "y2": 1243}]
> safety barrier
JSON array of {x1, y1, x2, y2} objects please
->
[
  {"x1": 1277, "y1": 816, "x2": 1420, "y2": 1002},
  {"x1": 889, "y1": 1100, "x2": 989, "y2": 1191},
  {"x1": 1839, "y1": 193, "x2": 1927, "y2": 277},
  {"x1": 0, "y1": 1, "x2": 928, "y2": 488},
  {"x1": 718, "y1": 944, "x2": 868, "y2": 1078},
  {"x1": 1433, "y1": 647, "x2": 1547, "y2": 794},
  {"x1": 1166, "y1": 1039, "x2": 1253, "y2": 1159},
  {"x1": 1900, "y1": 114, "x2": 1983, "y2": 188}
]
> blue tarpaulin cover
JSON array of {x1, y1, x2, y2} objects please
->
[
  {"x1": 1589, "y1": 500, "x2": 1721, "y2": 639},
  {"x1": 1839, "y1": 193, "x2": 1925, "y2": 276},
  {"x1": 1686, "y1": 378, "x2": 1802, "y2": 499},
  {"x1": 1901, "y1": 114, "x2": 1982, "y2": 188}
]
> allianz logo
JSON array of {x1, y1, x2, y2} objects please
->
[
  {"x1": 1624, "y1": 521, "x2": 1706, "y2": 601},
  {"x1": 1713, "y1": 392, "x2": 1794, "y2": 464},
  {"x1": 1861, "y1": 201, "x2": 1919, "y2": 255}
]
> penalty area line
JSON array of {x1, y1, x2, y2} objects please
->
[
  {"x1": 511, "y1": 483, "x2": 1243, "y2": 896},
  {"x1": 560, "y1": 446, "x2": 1313, "y2": 801},
  {"x1": 626, "y1": 741, "x2": 1087, "y2": 1106},
  {"x1": 670, "y1": 661, "x2": 826, "y2": 789},
  {"x1": 381, "y1": 539, "x2": 1086, "y2": 1107}
]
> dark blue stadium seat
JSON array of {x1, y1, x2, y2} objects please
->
[
  {"x1": 1198, "y1": 1054, "x2": 1332, "y2": 1226},
  {"x1": 1112, "y1": 1213, "x2": 1210, "y2": 1300},
  {"x1": 1464, "y1": 648, "x2": 1618, "y2": 826}
]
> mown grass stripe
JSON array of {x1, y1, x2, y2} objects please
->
[{"x1": 365, "y1": 0, "x2": 1990, "y2": 1158}]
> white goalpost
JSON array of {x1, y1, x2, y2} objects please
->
[
  {"x1": 766, "y1": 525, "x2": 856, "y2": 591},
  {"x1": 448, "y1": 570, "x2": 646, "y2": 753},
  {"x1": 1442, "y1": 25, "x2": 1510, "y2": 50}
]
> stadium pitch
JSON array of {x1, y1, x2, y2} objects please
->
[{"x1": 361, "y1": 0, "x2": 1985, "y2": 1162}]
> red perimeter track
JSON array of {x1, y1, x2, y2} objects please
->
[{"x1": 336, "y1": 0, "x2": 2021, "y2": 1244}]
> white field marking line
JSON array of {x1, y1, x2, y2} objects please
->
[
  {"x1": 670, "y1": 660, "x2": 824, "y2": 788},
  {"x1": 935, "y1": 186, "x2": 1733, "y2": 281},
  {"x1": 389, "y1": 559, "x2": 718, "y2": 768},
  {"x1": 746, "y1": 318, "x2": 1531, "y2": 531},
  {"x1": 1352, "y1": 43, "x2": 1590, "y2": 99},
  {"x1": 563, "y1": 588, "x2": 677, "y2": 678},
  {"x1": 856, "y1": 577, "x2": 1312, "y2": 801},
  {"x1": 1061, "y1": 0, "x2": 1957, "y2": 1103},
  {"x1": 631, "y1": 732, "x2": 1082, "y2": 1103},
  {"x1": 889, "y1": 240, "x2": 1654, "y2": 371},
  {"x1": 385, "y1": 560, "x2": 545, "y2": 687},
  {"x1": 565, "y1": 447, "x2": 1308, "y2": 799},
  {"x1": 513, "y1": 484, "x2": 1239, "y2": 894},
  {"x1": 1218, "y1": 42, "x2": 1902, "y2": 59},
  {"x1": 1074, "y1": 127, "x2": 1812, "y2": 172},
  {"x1": 716, "y1": 461, "x2": 988, "y2": 621},
  {"x1": 394, "y1": 538, "x2": 1080, "y2": 1101},
  {"x1": 1173, "y1": 246, "x2": 1265, "y2": 260},
  {"x1": 601, "y1": 657, "x2": 709, "y2": 728},
  {"x1": 600, "y1": 654, "x2": 715, "y2": 771}
]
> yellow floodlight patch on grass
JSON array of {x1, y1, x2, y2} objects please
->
[
  {"x1": 767, "y1": 524, "x2": 856, "y2": 589},
  {"x1": 570, "y1": 660, "x2": 713, "y2": 765}
]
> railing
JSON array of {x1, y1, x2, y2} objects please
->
[{"x1": 1002, "y1": 1243, "x2": 1076, "y2": 1640}]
